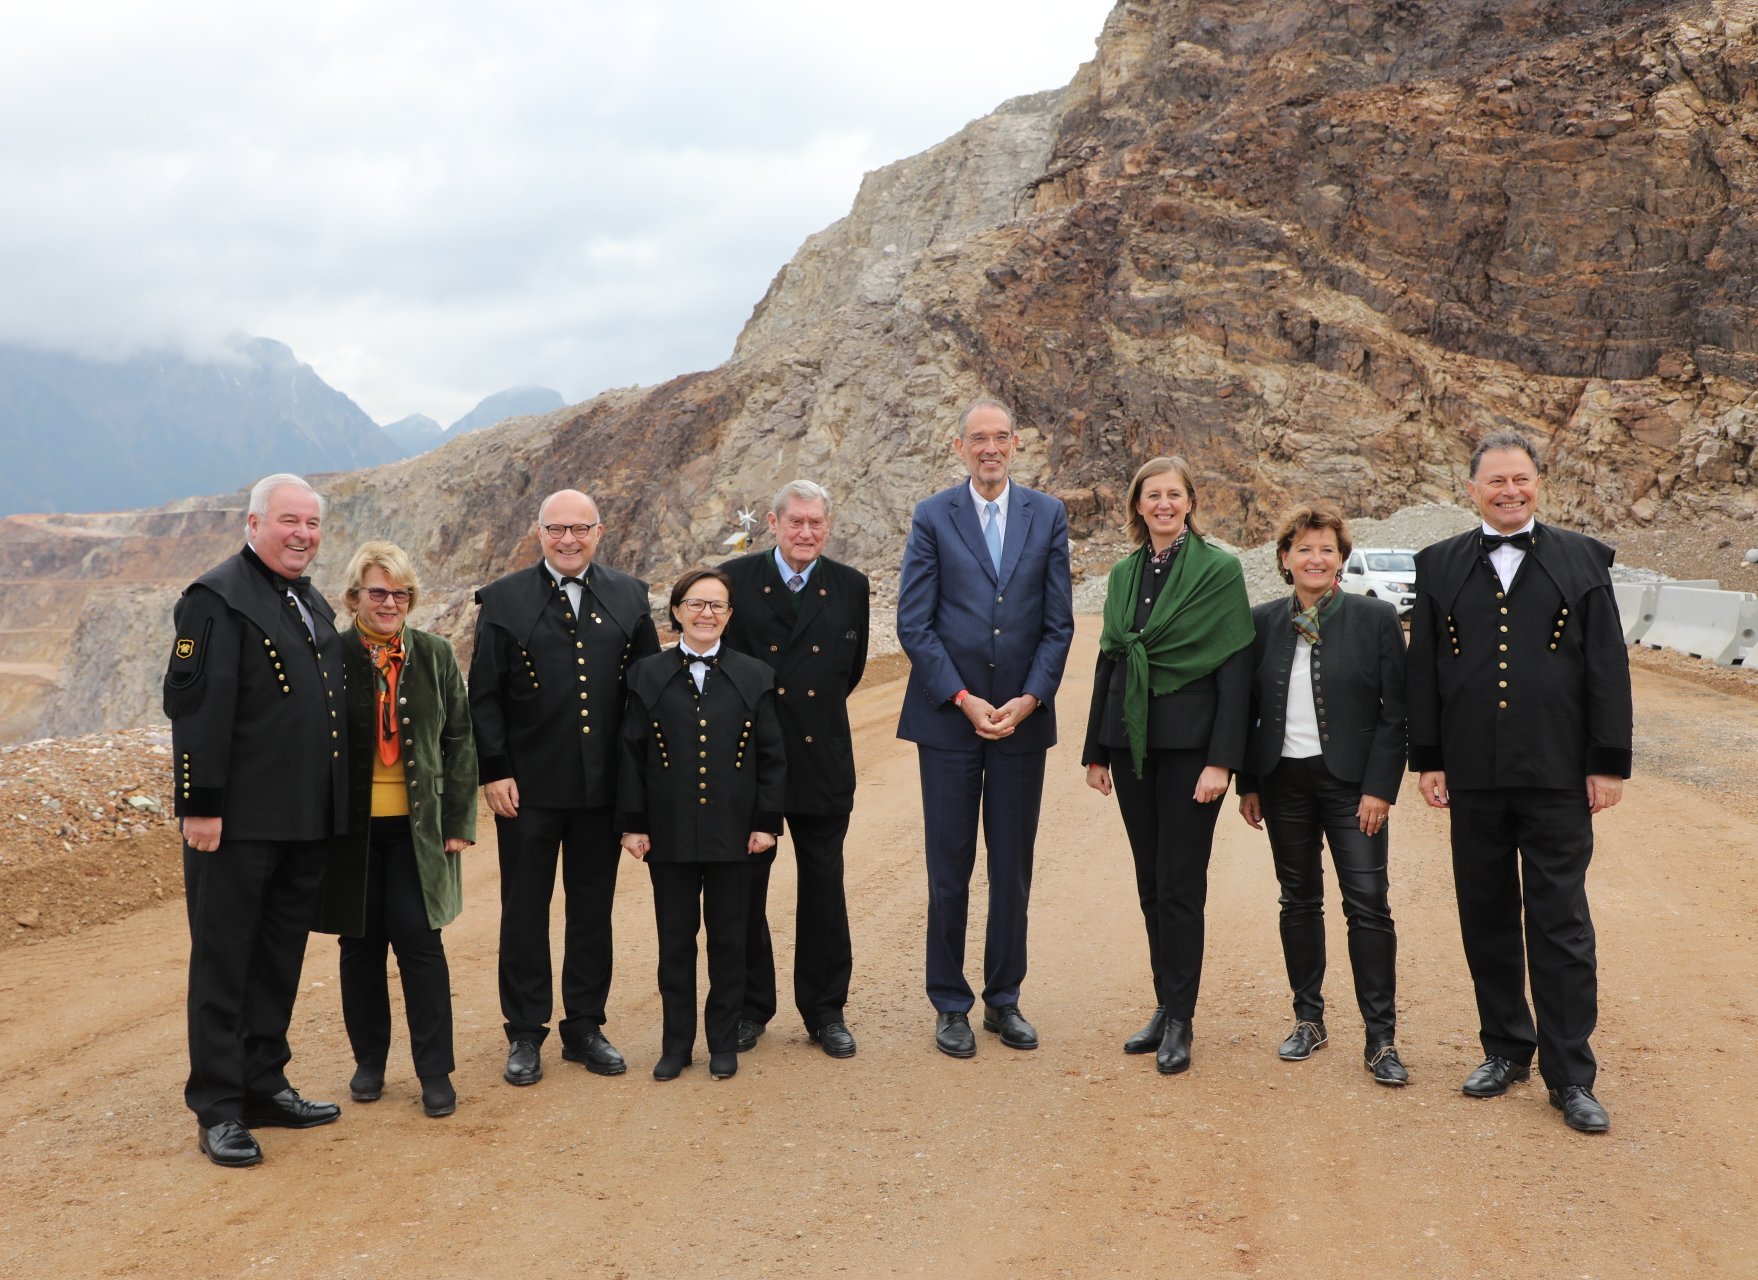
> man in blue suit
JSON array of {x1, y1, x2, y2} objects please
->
[{"x1": 897, "y1": 397, "x2": 1074, "y2": 1057}]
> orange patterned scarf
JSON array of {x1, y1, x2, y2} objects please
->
[{"x1": 356, "y1": 621, "x2": 406, "y2": 767}]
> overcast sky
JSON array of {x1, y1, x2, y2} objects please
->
[{"x1": 2, "y1": 1, "x2": 1113, "y2": 426}]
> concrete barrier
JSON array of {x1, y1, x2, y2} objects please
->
[
  {"x1": 1612, "y1": 583, "x2": 1657, "y2": 643},
  {"x1": 1641, "y1": 586, "x2": 1758, "y2": 666}
]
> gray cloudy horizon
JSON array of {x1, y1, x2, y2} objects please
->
[{"x1": 3, "y1": 1, "x2": 1113, "y2": 426}]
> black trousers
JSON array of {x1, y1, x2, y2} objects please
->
[
  {"x1": 743, "y1": 811, "x2": 854, "y2": 1033},
  {"x1": 918, "y1": 744, "x2": 1045, "y2": 1012},
  {"x1": 183, "y1": 836, "x2": 327, "y2": 1126},
  {"x1": 649, "y1": 860, "x2": 753, "y2": 1056},
  {"x1": 495, "y1": 803, "x2": 619, "y2": 1047},
  {"x1": 1449, "y1": 787, "x2": 1598, "y2": 1089},
  {"x1": 337, "y1": 817, "x2": 454, "y2": 1077},
  {"x1": 1111, "y1": 748, "x2": 1221, "y2": 1020},
  {"x1": 1258, "y1": 755, "x2": 1398, "y2": 1044}
]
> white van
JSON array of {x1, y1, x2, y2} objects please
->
[{"x1": 1341, "y1": 548, "x2": 1418, "y2": 616}]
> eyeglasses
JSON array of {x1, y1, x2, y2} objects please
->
[
  {"x1": 363, "y1": 587, "x2": 412, "y2": 604},
  {"x1": 965, "y1": 432, "x2": 1015, "y2": 448},
  {"x1": 542, "y1": 522, "x2": 602, "y2": 539},
  {"x1": 678, "y1": 598, "x2": 730, "y2": 615}
]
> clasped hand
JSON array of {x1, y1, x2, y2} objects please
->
[{"x1": 961, "y1": 692, "x2": 1038, "y2": 740}]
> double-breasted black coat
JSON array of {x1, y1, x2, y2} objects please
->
[
  {"x1": 718, "y1": 551, "x2": 868, "y2": 815},
  {"x1": 616, "y1": 647, "x2": 786, "y2": 861},
  {"x1": 164, "y1": 546, "x2": 349, "y2": 839},
  {"x1": 468, "y1": 561, "x2": 660, "y2": 807}
]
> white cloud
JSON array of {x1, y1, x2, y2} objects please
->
[{"x1": 0, "y1": 0, "x2": 1113, "y2": 422}]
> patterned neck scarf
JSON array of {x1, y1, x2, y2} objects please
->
[
  {"x1": 356, "y1": 620, "x2": 406, "y2": 766},
  {"x1": 1149, "y1": 530, "x2": 1186, "y2": 567},
  {"x1": 1291, "y1": 583, "x2": 1340, "y2": 646}
]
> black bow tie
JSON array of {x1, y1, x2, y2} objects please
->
[
  {"x1": 1480, "y1": 531, "x2": 1534, "y2": 552},
  {"x1": 558, "y1": 575, "x2": 586, "y2": 588},
  {"x1": 285, "y1": 576, "x2": 313, "y2": 599},
  {"x1": 680, "y1": 649, "x2": 718, "y2": 668}
]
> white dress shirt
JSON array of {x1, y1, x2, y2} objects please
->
[{"x1": 1482, "y1": 518, "x2": 1535, "y2": 592}]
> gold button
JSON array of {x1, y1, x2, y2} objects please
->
[
  {"x1": 1499, "y1": 625, "x2": 1508, "y2": 633},
  {"x1": 1498, "y1": 701, "x2": 1508, "y2": 709},
  {"x1": 811, "y1": 645, "x2": 820, "y2": 653},
  {"x1": 1498, "y1": 681, "x2": 1507, "y2": 688},
  {"x1": 804, "y1": 735, "x2": 814, "y2": 744},
  {"x1": 1499, "y1": 607, "x2": 1508, "y2": 615},
  {"x1": 1499, "y1": 644, "x2": 1508, "y2": 652},
  {"x1": 770, "y1": 645, "x2": 779, "y2": 652},
  {"x1": 1561, "y1": 608, "x2": 1569, "y2": 616},
  {"x1": 807, "y1": 689, "x2": 816, "y2": 697},
  {"x1": 777, "y1": 687, "x2": 786, "y2": 695},
  {"x1": 1498, "y1": 662, "x2": 1507, "y2": 670}
]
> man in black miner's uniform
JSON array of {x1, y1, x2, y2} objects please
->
[
  {"x1": 719, "y1": 479, "x2": 869, "y2": 1060},
  {"x1": 1408, "y1": 430, "x2": 1632, "y2": 1134},
  {"x1": 470, "y1": 488, "x2": 661, "y2": 1086},
  {"x1": 165, "y1": 472, "x2": 349, "y2": 1168}
]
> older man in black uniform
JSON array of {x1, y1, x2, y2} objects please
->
[
  {"x1": 720, "y1": 480, "x2": 869, "y2": 1059},
  {"x1": 165, "y1": 473, "x2": 349, "y2": 1167},
  {"x1": 1408, "y1": 430, "x2": 1631, "y2": 1134},
  {"x1": 470, "y1": 488, "x2": 660, "y2": 1085}
]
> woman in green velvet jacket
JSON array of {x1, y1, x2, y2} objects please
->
[{"x1": 312, "y1": 541, "x2": 477, "y2": 1118}]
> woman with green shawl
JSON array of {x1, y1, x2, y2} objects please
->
[{"x1": 1082, "y1": 456, "x2": 1253, "y2": 1075}]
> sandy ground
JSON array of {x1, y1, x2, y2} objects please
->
[{"x1": 2, "y1": 618, "x2": 1756, "y2": 1279}]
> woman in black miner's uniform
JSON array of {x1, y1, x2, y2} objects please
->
[{"x1": 618, "y1": 567, "x2": 786, "y2": 1081}]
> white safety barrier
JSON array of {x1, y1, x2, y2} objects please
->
[
  {"x1": 1613, "y1": 579, "x2": 1719, "y2": 645},
  {"x1": 1641, "y1": 586, "x2": 1758, "y2": 666},
  {"x1": 1612, "y1": 583, "x2": 1657, "y2": 643}
]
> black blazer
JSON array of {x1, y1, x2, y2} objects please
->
[
  {"x1": 469, "y1": 560, "x2": 660, "y2": 809},
  {"x1": 163, "y1": 546, "x2": 349, "y2": 841},
  {"x1": 1237, "y1": 592, "x2": 1407, "y2": 802},
  {"x1": 719, "y1": 550, "x2": 869, "y2": 815},
  {"x1": 1081, "y1": 648, "x2": 1250, "y2": 771},
  {"x1": 1407, "y1": 523, "x2": 1632, "y2": 789},
  {"x1": 616, "y1": 647, "x2": 786, "y2": 862}
]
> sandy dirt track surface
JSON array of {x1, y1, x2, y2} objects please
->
[{"x1": 2, "y1": 619, "x2": 1756, "y2": 1279}]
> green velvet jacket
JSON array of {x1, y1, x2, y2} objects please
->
[{"x1": 313, "y1": 625, "x2": 478, "y2": 934}]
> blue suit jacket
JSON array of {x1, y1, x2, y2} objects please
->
[{"x1": 895, "y1": 481, "x2": 1074, "y2": 754}]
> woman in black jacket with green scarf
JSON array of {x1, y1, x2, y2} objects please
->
[{"x1": 1083, "y1": 456, "x2": 1253, "y2": 1075}]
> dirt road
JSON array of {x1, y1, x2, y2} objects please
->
[{"x1": 3, "y1": 619, "x2": 1755, "y2": 1278}]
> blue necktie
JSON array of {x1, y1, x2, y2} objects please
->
[{"x1": 983, "y1": 500, "x2": 1002, "y2": 575}]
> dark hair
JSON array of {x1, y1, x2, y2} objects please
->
[
  {"x1": 1469, "y1": 429, "x2": 1541, "y2": 478},
  {"x1": 1124, "y1": 456, "x2": 1201, "y2": 546},
  {"x1": 1274, "y1": 504, "x2": 1353, "y2": 583},
  {"x1": 668, "y1": 567, "x2": 733, "y2": 632}
]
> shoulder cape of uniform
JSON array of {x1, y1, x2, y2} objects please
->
[
  {"x1": 475, "y1": 560, "x2": 651, "y2": 643},
  {"x1": 1414, "y1": 523, "x2": 1614, "y2": 613},
  {"x1": 627, "y1": 646, "x2": 774, "y2": 711}
]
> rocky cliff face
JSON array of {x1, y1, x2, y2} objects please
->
[{"x1": 5, "y1": 0, "x2": 1756, "y2": 740}]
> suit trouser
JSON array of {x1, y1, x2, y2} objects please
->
[
  {"x1": 1110, "y1": 748, "x2": 1221, "y2": 1020},
  {"x1": 649, "y1": 861, "x2": 752, "y2": 1056},
  {"x1": 918, "y1": 743, "x2": 1045, "y2": 1012},
  {"x1": 1448, "y1": 786, "x2": 1598, "y2": 1089},
  {"x1": 1258, "y1": 755, "x2": 1398, "y2": 1044},
  {"x1": 183, "y1": 836, "x2": 327, "y2": 1126},
  {"x1": 743, "y1": 811, "x2": 854, "y2": 1033},
  {"x1": 496, "y1": 803, "x2": 619, "y2": 1047},
  {"x1": 338, "y1": 816, "x2": 455, "y2": 1077}
]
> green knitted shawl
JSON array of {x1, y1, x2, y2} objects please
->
[{"x1": 1098, "y1": 534, "x2": 1253, "y2": 777}]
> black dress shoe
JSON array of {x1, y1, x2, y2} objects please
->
[
  {"x1": 504, "y1": 1039, "x2": 543, "y2": 1086},
  {"x1": 197, "y1": 1119, "x2": 262, "y2": 1168},
  {"x1": 242, "y1": 1087, "x2": 341, "y2": 1129},
  {"x1": 1278, "y1": 1020, "x2": 1328, "y2": 1061},
  {"x1": 560, "y1": 1030, "x2": 628, "y2": 1076},
  {"x1": 1365, "y1": 1041, "x2": 1409, "y2": 1086},
  {"x1": 736, "y1": 1019, "x2": 766, "y2": 1053},
  {"x1": 349, "y1": 1064, "x2": 385, "y2": 1102},
  {"x1": 935, "y1": 1011, "x2": 976, "y2": 1058},
  {"x1": 1124, "y1": 1006, "x2": 1168, "y2": 1054},
  {"x1": 709, "y1": 1051, "x2": 738, "y2": 1080},
  {"x1": 420, "y1": 1075, "x2": 456, "y2": 1118},
  {"x1": 653, "y1": 1052, "x2": 692, "y2": 1081},
  {"x1": 813, "y1": 1021, "x2": 857, "y2": 1059},
  {"x1": 1156, "y1": 1018, "x2": 1192, "y2": 1075},
  {"x1": 1549, "y1": 1085, "x2": 1610, "y2": 1133},
  {"x1": 982, "y1": 1003, "x2": 1039, "y2": 1050},
  {"x1": 1462, "y1": 1055, "x2": 1530, "y2": 1097}
]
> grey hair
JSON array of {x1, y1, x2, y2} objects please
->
[
  {"x1": 957, "y1": 396, "x2": 1016, "y2": 436},
  {"x1": 770, "y1": 479, "x2": 833, "y2": 517},
  {"x1": 1469, "y1": 430, "x2": 1541, "y2": 477},
  {"x1": 245, "y1": 473, "x2": 324, "y2": 531}
]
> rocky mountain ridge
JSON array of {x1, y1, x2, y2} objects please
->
[{"x1": 2, "y1": 0, "x2": 1756, "y2": 742}]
